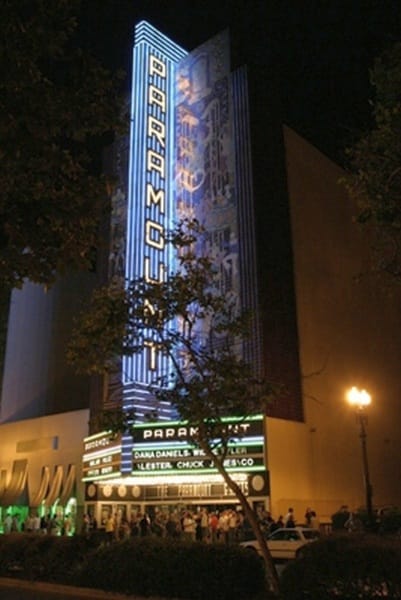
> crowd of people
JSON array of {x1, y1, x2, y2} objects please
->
[
  {"x1": 93, "y1": 505, "x2": 322, "y2": 544},
  {"x1": 3, "y1": 504, "x2": 324, "y2": 540},
  {"x1": 6, "y1": 503, "x2": 394, "y2": 539},
  {"x1": 2, "y1": 512, "x2": 74, "y2": 535},
  {"x1": 96, "y1": 507, "x2": 246, "y2": 544},
  {"x1": 258, "y1": 506, "x2": 320, "y2": 533}
]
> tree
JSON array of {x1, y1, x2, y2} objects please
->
[
  {"x1": 0, "y1": 0, "x2": 124, "y2": 290},
  {"x1": 343, "y1": 42, "x2": 401, "y2": 281},
  {"x1": 68, "y1": 220, "x2": 281, "y2": 595}
]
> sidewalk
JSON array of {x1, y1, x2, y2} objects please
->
[{"x1": 0, "y1": 577, "x2": 169, "y2": 600}]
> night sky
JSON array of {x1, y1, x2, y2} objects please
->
[{"x1": 81, "y1": 0, "x2": 401, "y2": 163}]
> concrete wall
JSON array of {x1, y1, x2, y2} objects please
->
[
  {"x1": 0, "y1": 409, "x2": 89, "y2": 510},
  {"x1": 1, "y1": 273, "x2": 95, "y2": 423},
  {"x1": 266, "y1": 126, "x2": 401, "y2": 522}
]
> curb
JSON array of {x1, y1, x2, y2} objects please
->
[{"x1": 0, "y1": 577, "x2": 168, "y2": 599}]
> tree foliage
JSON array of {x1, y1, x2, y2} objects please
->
[
  {"x1": 68, "y1": 219, "x2": 281, "y2": 593},
  {"x1": 0, "y1": 0, "x2": 124, "y2": 289},
  {"x1": 344, "y1": 42, "x2": 401, "y2": 280},
  {"x1": 68, "y1": 220, "x2": 278, "y2": 421},
  {"x1": 66, "y1": 284, "x2": 128, "y2": 374}
]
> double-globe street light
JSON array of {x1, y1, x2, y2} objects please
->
[{"x1": 346, "y1": 386, "x2": 374, "y2": 526}]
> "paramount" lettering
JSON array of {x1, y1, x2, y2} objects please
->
[
  {"x1": 141, "y1": 422, "x2": 251, "y2": 441},
  {"x1": 143, "y1": 53, "x2": 168, "y2": 371}
]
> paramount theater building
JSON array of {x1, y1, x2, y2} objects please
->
[
  {"x1": 1, "y1": 20, "x2": 401, "y2": 533},
  {"x1": 82, "y1": 21, "x2": 401, "y2": 527},
  {"x1": 83, "y1": 21, "x2": 296, "y2": 523}
]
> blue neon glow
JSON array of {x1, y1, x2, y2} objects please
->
[{"x1": 123, "y1": 22, "x2": 187, "y2": 422}]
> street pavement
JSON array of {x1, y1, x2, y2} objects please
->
[{"x1": 0, "y1": 578, "x2": 163, "y2": 600}]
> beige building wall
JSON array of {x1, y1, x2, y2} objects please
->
[
  {"x1": 0, "y1": 409, "x2": 89, "y2": 511},
  {"x1": 267, "y1": 126, "x2": 401, "y2": 524}
]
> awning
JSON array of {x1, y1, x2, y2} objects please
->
[
  {"x1": 29, "y1": 466, "x2": 50, "y2": 508},
  {"x1": 0, "y1": 459, "x2": 28, "y2": 507},
  {"x1": 58, "y1": 464, "x2": 76, "y2": 506},
  {"x1": 43, "y1": 465, "x2": 63, "y2": 507}
]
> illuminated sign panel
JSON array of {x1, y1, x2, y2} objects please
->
[
  {"x1": 82, "y1": 432, "x2": 122, "y2": 481},
  {"x1": 133, "y1": 416, "x2": 263, "y2": 443},
  {"x1": 131, "y1": 415, "x2": 265, "y2": 476},
  {"x1": 123, "y1": 22, "x2": 187, "y2": 419}
]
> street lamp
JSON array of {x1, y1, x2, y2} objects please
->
[{"x1": 346, "y1": 386, "x2": 374, "y2": 526}]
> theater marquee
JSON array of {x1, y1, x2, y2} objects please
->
[
  {"x1": 131, "y1": 415, "x2": 265, "y2": 476},
  {"x1": 82, "y1": 431, "x2": 122, "y2": 482}
]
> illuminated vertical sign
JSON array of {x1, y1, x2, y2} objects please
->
[
  {"x1": 123, "y1": 22, "x2": 187, "y2": 420},
  {"x1": 124, "y1": 24, "x2": 242, "y2": 423}
]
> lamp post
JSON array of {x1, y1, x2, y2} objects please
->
[{"x1": 346, "y1": 386, "x2": 374, "y2": 526}]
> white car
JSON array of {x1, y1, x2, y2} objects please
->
[{"x1": 240, "y1": 526, "x2": 320, "y2": 561}]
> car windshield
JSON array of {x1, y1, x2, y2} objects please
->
[
  {"x1": 267, "y1": 530, "x2": 301, "y2": 541},
  {"x1": 303, "y1": 529, "x2": 320, "y2": 540}
]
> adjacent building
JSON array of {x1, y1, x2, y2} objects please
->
[{"x1": 0, "y1": 274, "x2": 95, "y2": 531}]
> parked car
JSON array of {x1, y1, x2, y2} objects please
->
[{"x1": 240, "y1": 526, "x2": 321, "y2": 561}]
